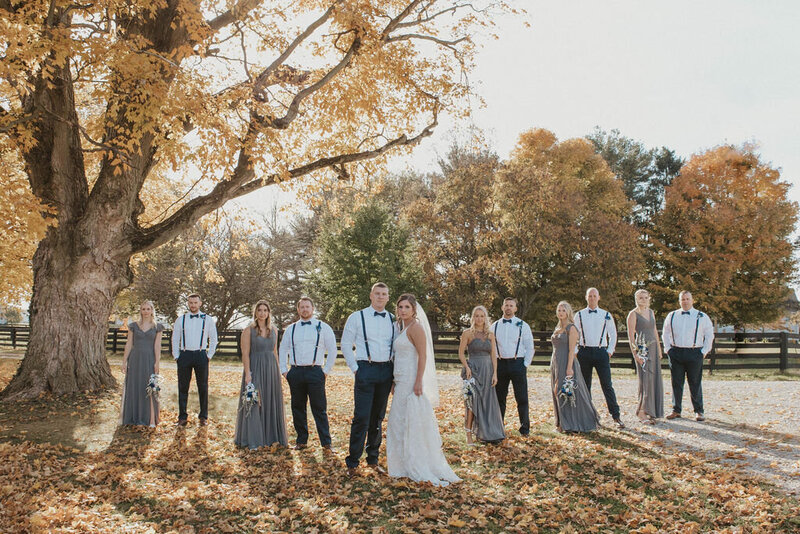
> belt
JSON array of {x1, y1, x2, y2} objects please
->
[
  {"x1": 358, "y1": 360, "x2": 392, "y2": 365},
  {"x1": 673, "y1": 346, "x2": 699, "y2": 349},
  {"x1": 579, "y1": 345, "x2": 603, "y2": 349},
  {"x1": 293, "y1": 364, "x2": 322, "y2": 368}
]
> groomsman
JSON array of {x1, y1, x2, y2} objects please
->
[
  {"x1": 491, "y1": 297, "x2": 534, "y2": 436},
  {"x1": 171, "y1": 293, "x2": 218, "y2": 426},
  {"x1": 663, "y1": 291, "x2": 714, "y2": 422},
  {"x1": 341, "y1": 282, "x2": 396, "y2": 477},
  {"x1": 573, "y1": 288, "x2": 624, "y2": 428},
  {"x1": 279, "y1": 297, "x2": 337, "y2": 451}
]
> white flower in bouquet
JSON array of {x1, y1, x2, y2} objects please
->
[
  {"x1": 145, "y1": 374, "x2": 163, "y2": 401},
  {"x1": 240, "y1": 382, "x2": 260, "y2": 417}
]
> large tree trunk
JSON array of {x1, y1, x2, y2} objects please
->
[{"x1": 1, "y1": 223, "x2": 131, "y2": 400}]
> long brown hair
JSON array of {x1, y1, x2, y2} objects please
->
[
  {"x1": 250, "y1": 300, "x2": 273, "y2": 337},
  {"x1": 396, "y1": 293, "x2": 418, "y2": 330}
]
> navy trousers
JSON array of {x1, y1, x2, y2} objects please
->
[
  {"x1": 346, "y1": 361, "x2": 393, "y2": 468},
  {"x1": 495, "y1": 358, "x2": 530, "y2": 435},
  {"x1": 286, "y1": 366, "x2": 331, "y2": 446},
  {"x1": 668, "y1": 347, "x2": 704, "y2": 414},
  {"x1": 177, "y1": 349, "x2": 209, "y2": 421},
  {"x1": 577, "y1": 346, "x2": 620, "y2": 419}
]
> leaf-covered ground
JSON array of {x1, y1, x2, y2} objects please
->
[{"x1": 0, "y1": 357, "x2": 798, "y2": 533}]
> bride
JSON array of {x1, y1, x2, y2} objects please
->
[{"x1": 386, "y1": 293, "x2": 461, "y2": 486}]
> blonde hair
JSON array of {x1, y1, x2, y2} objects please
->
[
  {"x1": 554, "y1": 301, "x2": 575, "y2": 333},
  {"x1": 139, "y1": 300, "x2": 156, "y2": 325},
  {"x1": 468, "y1": 305, "x2": 491, "y2": 334},
  {"x1": 250, "y1": 300, "x2": 273, "y2": 338}
]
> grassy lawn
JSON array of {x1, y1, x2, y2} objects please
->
[{"x1": 0, "y1": 357, "x2": 798, "y2": 533}]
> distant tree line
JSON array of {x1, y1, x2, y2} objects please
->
[{"x1": 122, "y1": 128, "x2": 798, "y2": 331}]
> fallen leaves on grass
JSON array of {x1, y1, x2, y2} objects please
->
[{"x1": 0, "y1": 362, "x2": 797, "y2": 533}]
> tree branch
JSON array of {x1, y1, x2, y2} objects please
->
[
  {"x1": 131, "y1": 111, "x2": 439, "y2": 254},
  {"x1": 265, "y1": 35, "x2": 360, "y2": 129},
  {"x1": 252, "y1": 2, "x2": 339, "y2": 101},
  {"x1": 206, "y1": 0, "x2": 261, "y2": 32},
  {"x1": 386, "y1": 33, "x2": 467, "y2": 47}
]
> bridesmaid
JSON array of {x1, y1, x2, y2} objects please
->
[
  {"x1": 626, "y1": 289, "x2": 664, "y2": 424},
  {"x1": 550, "y1": 301, "x2": 599, "y2": 433},
  {"x1": 457, "y1": 306, "x2": 505, "y2": 445},
  {"x1": 235, "y1": 300, "x2": 288, "y2": 449},
  {"x1": 121, "y1": 301, "x2": 163, "y2": 428}
]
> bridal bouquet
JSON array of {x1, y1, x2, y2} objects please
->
[
  {"x1": 634, "y1": 332, "x2": 649, "y2": 372},
  {"x1": 240, "y1": 382, "x2": 260, "y2": 417},
  {"x1": 145, "y1": 374, "x2": 163, "y2": 401},
  {"x1": 462, "y1": 377, "x2": 476, "y2": 412},
  {"x1": 558, "y1": 376, "x2": 576, "y2": 408}
]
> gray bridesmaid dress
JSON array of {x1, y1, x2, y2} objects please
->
[
  {"x1": 234, "y1": 328, "x2": 288, "y2": 449},
  {"x1": 550, "y1": 324, "x2": 600, "y2": 432},
  {"x1": 633, "y1": 310, "x2": 664, "y2": 419},
  {"x1": 461, "y1": 334, "x2": 506, "y2": 442},
  {"x1": 121, "y1": 322, "x2": 163, "y2": 426}
]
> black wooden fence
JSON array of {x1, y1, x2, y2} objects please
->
[{"x1": 1, "y1": 325, "x2": 799, "y2": 372}]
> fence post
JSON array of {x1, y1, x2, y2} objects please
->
[
  {"x1": 708, "y1": 345, "x2": 716, "y2": 375},
  {"x1": 779, "y1": 332, "x2": 788, "y2": 373},
  {"x1": 11, "y1": 327, "x2": 17, "y2": 349},
  {"x1": 112, "y1": 329, "x2": 119, "y2": 353}
]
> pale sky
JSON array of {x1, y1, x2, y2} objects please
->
[{"x1": 238, "y1": 0, "x2": 800, "y2": 213}]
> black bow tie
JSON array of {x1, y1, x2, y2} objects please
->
[
  {"x1": 300, "y1": 321, "x2": 312, "y2": 326},
  {"x1": 502, "y1": 318, "x2": 512, "y2": 323},
  {"x1": 374, "y1": 311, "x2": 386, "y2": 317},
  {"x1": 189, "y1": 314, "x2": 200, "y2": 318},
  {"x1": 681, "y1": 311, "x2": 691, "y2": 315},
  {"x1": 588, "y1": 309, "x2": 598, "y2": 314}
]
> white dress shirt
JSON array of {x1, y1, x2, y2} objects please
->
[
  {"x1": 490, "y1": 317, "x2": 535, "y2": 366},
  {"x1": 662, "y1": 307, "x2": 714, "y2": 356},
  {"x1": 573, "y1": 307, "x2": 618, "y2": 355},
  {"x1": 341, "y1": 306, "x2": 397, "y2": 372},
  {"x1": 278, "y1": 318, "x2": 338, "y2": 375},
  {"x1": 171, "y1": 312, "x2": 219, "y2": 359}
]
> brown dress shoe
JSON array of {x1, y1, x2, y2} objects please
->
[
  {"x1": 322, "y1": 444, "x2": 335, "y2": 453},
  {"x1": 199, "y1": 418, "x2": 208, "y2": 427},
  {"x1": 613, "y1": 418, "x2": 626, "y2": 429},
  {"x1": 346, "y1": 467, "x2": 359, "y2": 478},
  {"x1": 293, "y1": 443, "x2": 308, "y2": 450},
  {"x1": 175, "y1": 419, "x2": 188, "y2": 427},
  {"x1": 695, "y1": 413, "x2": 705, "y2": 422},
  {"x1": 666, "y1": 412, "x2": 681, "y2": 420},
  {"x1": 368, "y1": 464, "x2": 387, "y2": 476}
]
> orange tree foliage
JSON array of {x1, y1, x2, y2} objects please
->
[
  {"x1": 492, "y1": 129, "x2": 643, "y2": 326},
  {"x1": 0, "y1": 149, "x2": 51, "y2": 306},
  {"x1": 648, "y1": 145, "x2": 798, "y2": 325}
]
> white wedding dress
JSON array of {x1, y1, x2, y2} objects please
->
[{"x1": 386, "y1": 319, "x2": 461, "y2": 486}]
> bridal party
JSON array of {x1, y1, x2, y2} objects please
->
[{"x1": 120, "y1": 283, "x2": 714, "y2": 484}]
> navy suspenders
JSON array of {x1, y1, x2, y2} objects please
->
[
  {"x1": 181, "y1": 314, "x2": 206, "y2": 351},
  {"x1": 291, "y1": 322, "x2": 322, "y2": 366},
  {"x1": 494, "y1": 320, "x2": 523, "y2": 359},
  {"x1": 669, "y1": 311, "x2": 703, "y2": 348},
  {"x1": 360, "y1": 310, "x2": 394, "y2": 362}
]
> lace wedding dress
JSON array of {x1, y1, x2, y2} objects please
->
[{"x1": 386, "y1": 310, "x2": 461, "y2": 486}]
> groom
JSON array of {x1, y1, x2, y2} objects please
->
[{"x1": 341, "y1": 282, "x2": 396, "y2": 477}]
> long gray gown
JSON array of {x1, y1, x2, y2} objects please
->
[
  {"x1": 550, "y1": 324, "x2": 600, "y2": 432},
  {"x1": 461, "y1": 335, "x2": 506, "y2": 442},
  {"x1": 121, "y1": 322, "x2": 163, "y2": 426},
  {"x1": 632, "y1": 310, "x2": 664, "y2": 419},
  {"x1": 234, "y1": 328, "x2": 288, "y2": 449}
]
